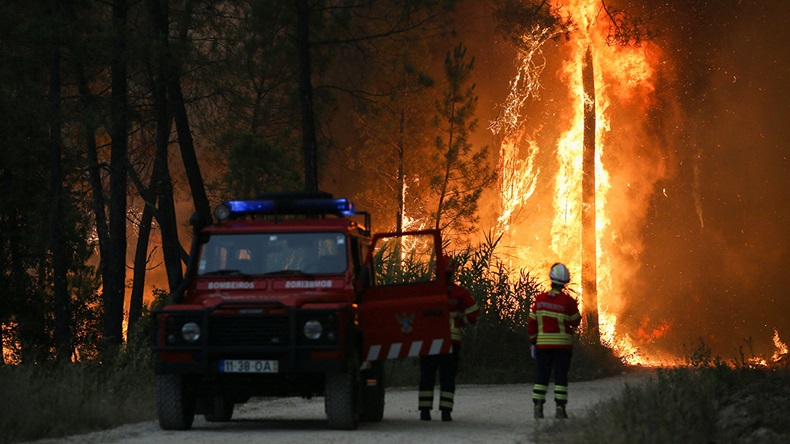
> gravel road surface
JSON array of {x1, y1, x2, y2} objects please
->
[{"x1": 38, "y1": 370, "x2": 655, "y2": 444}]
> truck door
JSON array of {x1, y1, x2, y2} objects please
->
[{"x1": 358, "y1": 230, "x2": 452, "y2": 361}]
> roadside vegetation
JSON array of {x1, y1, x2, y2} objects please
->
[
  {"x1": 0, "y1": 329, "x2": 156, "y2": 443},
  {"x1": 2, "y1": 242, "x2": 786, "y2": 443},
  {"x1": 538, "y1": 344, "x2": 790, "y2": 444}
]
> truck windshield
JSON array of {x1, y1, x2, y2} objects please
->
[{"x1": 197, "y1": 232, "x2": 348, "y2": 276}]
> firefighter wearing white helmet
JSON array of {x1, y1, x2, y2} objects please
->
[
  {"x1": 528, "y1": 262, "x2": 581, "y2": 419},
  {"x1": 550, "y1": 262, "x2": 570, "y2": 285}
]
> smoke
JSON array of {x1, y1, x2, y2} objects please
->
[{"x1": 610, "y1": 0, "x2": 790, "y2": 359}]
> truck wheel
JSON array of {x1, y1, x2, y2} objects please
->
[
  {"x1": 325, "y1": 362, "x2": 360, "y2": 430},
  {"x1": 203, "y1": 396, "x2": 234, "y2": 422},
  {"x1": 156, "y1": 374, "x2": 196, "y2": 430},
  {"x1": 360, "y1": 361, "x2": 385, "y2": 422}
]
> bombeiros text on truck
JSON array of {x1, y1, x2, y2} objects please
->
[{"x1": 152, "y1": 192, "x2": 453, "y2": 430}]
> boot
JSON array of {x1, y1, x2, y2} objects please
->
[
  {"x1": 420, "y1": 409, "x2": 431, "y2": 421},
  {"x1": 555, "y1": 404, "x2": 568, "y2": 419},
  {"x1": 441, "y1": 410, "x2": 452, "y2": 422},
  {"x1": 533, "y1": 402, "x2": 544, "y2": 419}
]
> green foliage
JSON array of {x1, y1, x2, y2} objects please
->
[
  {"x1": 349, "y1": 36, "x2": 438, "y2": 232},
  {"x1": 542, "y1": 341, "x2": 790, "y2": 444},
  {"x1": 371, "y1": 235, "x2": 439, "y2": 285},
  {"x1": 219, "y1": 130, "x2": 302, "y2": 198},
  {"x1": 454, "y1": 235, "x2": 622, "y2": 383},
  {"x1": 380, "y1": 236, "x2": 625, "y2": 386},
  {"x1": 431, "y1": 42, "x2": 497, "y2": 236},
  {"x1": 0, "y1": 348, "x2": 155, "y2": 443}
]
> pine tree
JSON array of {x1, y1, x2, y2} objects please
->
[{"x1": 431, "y1": 43, "x2": 496, "y2": 237}]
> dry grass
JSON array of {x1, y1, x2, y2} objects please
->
[
  {"x1": 0, "y1": 338, "x2": 155, "y2": 443},
  {"x1": 539, "y1": 356, "x2": 790, "y2": 444}
]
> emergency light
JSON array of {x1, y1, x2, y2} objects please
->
[{"x1": 214, "y1": 196, "x2": 355, "y2": 221}]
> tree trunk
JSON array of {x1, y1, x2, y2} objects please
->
[
  {"x1": 146, "y1": 0, "x2": 211, "y2": 229},
  {"x1": 104, "y1": 0, "x2": 129, "y2": 354},
  {"x1": 396, "y1": 108, "x2": 405, "y2": 233},
  {"x1": 169, "y1": 79, "x2": 211, "y2": 225},
  {"x1": 581, "y1": 45, "x2": 599, "y2": 343},
  {"x1": 146, "y1": 0, "x2": 184, "y2": 291},
  {"x1": 434, "y1": 104, "x2": 456, "y2": 231},
  {"x1": 296, "y1": 0, "x2": 318, "y2": 192},
  {"x1": 128, "y1": 200, "x2": 153, "y2": 331},
  {"x1": 49, "y1": 0, "x2": 70, "y2": 362}
]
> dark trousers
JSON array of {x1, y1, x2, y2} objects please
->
[
  {"x1": 533, "y1": 348, "x2": 573, "y2": 405},
  {"x1": 418, "y1": 345, "x2": 460, "y2": 411}
]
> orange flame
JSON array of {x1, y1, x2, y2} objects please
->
[
  {"x1": 771, "y1": 329, "x2": 788, "y2": 363},
  {"x1": 494, "y1": 0, "x2": 665, "y2": 365}
]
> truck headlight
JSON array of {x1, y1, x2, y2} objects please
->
[
  {"x1": 181, "y1": 322, "x2": 201, "y2": 342},
  {"x1": 303, "y1": 320, "x2": 323, "y2": 340}
]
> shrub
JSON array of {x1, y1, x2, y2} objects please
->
[
  {"x1": 0, "y1": 349, "x2": 155, "y2": 443},
  {"x1": 542, "y1": 342, "x2": 790, "y2": 444}
]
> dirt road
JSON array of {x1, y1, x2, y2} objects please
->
[{"x1": 42, "y1": 370, "x2": 655, "y2": 444}]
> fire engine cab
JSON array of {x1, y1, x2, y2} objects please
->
[{"x1": 152, "y1": 192, "x2": 452, "y2": 430}]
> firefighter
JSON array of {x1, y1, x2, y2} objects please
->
[
  {"x1": 418, "y1": 256, "x2": 479, "y2": 422},
  {"x1": 528, "y1": 262, "x2": 581, "y2": 419}
]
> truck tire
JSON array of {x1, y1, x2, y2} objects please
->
[
  {"x1": 156, "y1": 374, "x2": 195, "y2": 430},
  {"x1": 203, "y1": 396, "x2": 234, "y2": 422},
  {"x1": 360, "y1": 361, "x2": 385, "y2": 422},
  {"x1": 325, "y1": 361, "x2": 360, "y2": 430}
]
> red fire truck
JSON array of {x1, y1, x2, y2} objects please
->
[{"x1": 152, "y1": 192, "x2": 452, "y2": 430}]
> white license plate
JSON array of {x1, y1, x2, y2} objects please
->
[{"x1": 219, "y1": 359, "x2": 279, "y2": 373}]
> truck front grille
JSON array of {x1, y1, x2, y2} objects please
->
[{"x1": 208, "y1": 315, "x2": 290, "y2": 346}]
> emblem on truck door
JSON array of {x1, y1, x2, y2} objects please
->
[{"x1": 396, "y1": 312, "x2": 415, "y2": 333}]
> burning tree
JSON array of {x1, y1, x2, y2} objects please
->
[{"x1": 493, "y1": 0, "x2": 653, "y2": 345}]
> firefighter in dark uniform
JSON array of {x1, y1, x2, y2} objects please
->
[
  {"x1": 528, "y1": 262, "x2": 581, "y2": 419},
  {"x1": 418, "y1": 256, "x2": 479, "y2": 422}
]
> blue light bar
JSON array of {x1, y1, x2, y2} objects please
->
[
  {"x1": 227, "y1": 200, "x2": 276, "y2": 214},
  {"x1": 221, "y1": 197, "x2": 354, "y2": 218}
]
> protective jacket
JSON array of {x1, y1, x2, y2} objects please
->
[
  {"x1": 448, "y1": 284, "x2": 479, "y2": 343},
  {"x1": 528, "y1": 289, "x2": 581, "y2": 348}
]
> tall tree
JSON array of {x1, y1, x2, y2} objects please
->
[
  {"x1": 104, "y1": 0, "x2": 129, "y2": 352},
  {"x1": 0, "y1": 5, "x2": 52, "y2": 360},
  {"x1": 293, "y1": 0, "x2": 457, "y2": 193},
  {"x1": 431, "y1": 43, "x2": 496, "y2": 237},
  {"x1": 349, "y1": 42, "x2": 436, "y2": 232},
  {"x1": 144, "y1": 0, "x2": 185, "y2": 292},
  {"x1": 493, "y1": 0, "x2": 652, "y2": 343},
  {"x1": 48, "y1": 0, "x2": 71, "y2": 362},
  {"x1": 296, "y1": 0, "x2": 319, "y2": 192}
]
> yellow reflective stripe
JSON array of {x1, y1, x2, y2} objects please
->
[
  {"x1": 536, "y1": 339, "x2": 574, "y2": 346},
  {"x1": 440, "y1": 391, "x2": 455, "y2": 399},
  {"x1": 419, "y1": 390, "x2": 434, "y2": 397},
  {"x1": 539, "y1": 333, "x2": 573, "y2": 339},
  {"x1": 535, "y1": 310, "x2": 576, "y2": 336},
  {"x1": 535, "y1": 310, "x2": 574, "y2": 321}
]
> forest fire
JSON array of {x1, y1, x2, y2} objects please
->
[
  {"x1": 492, "y1": 0, "x2": 670, "y2": 366},
  {"x1": 488, "y1": 0, "x2": 790, "y2": 368}
]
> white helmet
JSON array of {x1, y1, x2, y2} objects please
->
[{"x1": 549, "y1": 263, "x2": 570, "y2": 285}]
